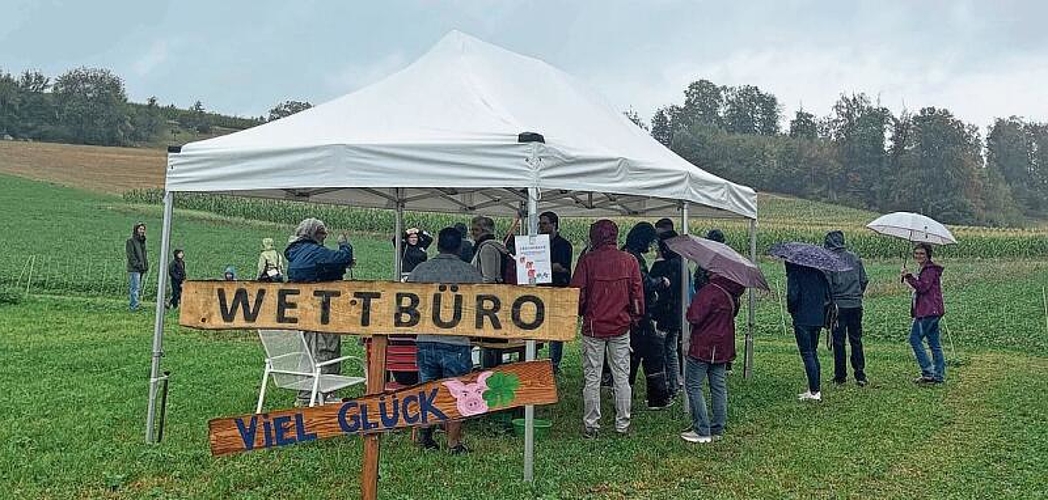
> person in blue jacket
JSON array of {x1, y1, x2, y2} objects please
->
[{"x1": 284, "y1": 217, "x2": 354, "y2": 406}]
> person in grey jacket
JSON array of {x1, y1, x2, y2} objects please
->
[
  {"x1": 125, "y1": 222, "x2": 148, "y2": 312},
  {"x1": 824, "y1": 231, "x2": 869, "y2": 386}
]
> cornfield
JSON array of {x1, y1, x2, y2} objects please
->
[{"x1": 123, "y1": 189, "x2": 1048, "y2": 259}]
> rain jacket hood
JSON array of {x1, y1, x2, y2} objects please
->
[
  {"x1": 823, "y1": 230, "x2": 869, "y2": 308},
  {"x1": 589, "y1": 220, "x2": 619, "y2": 250}
]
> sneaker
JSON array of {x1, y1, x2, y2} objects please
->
[
  {"x1": 448, "y1": 443, "x2": 470, "y2": 455},
  {"x1": 913, "y1": 376, "x2": 936, "y2": 384},
  {"x1": 798, "y1": 391, "x2": 822, "y2": 401},
  {"x1": 647, "y1": 399, "x2": 675, "y2": 411},
  {"x1": 614, "y1": 427, "x2": 630, "y2": 436},
  {"x1": 856, "y1": 378, "x2": 869, "y2": 387},
  {"x1": 680, "y1": 431, "x2": 713, "y2": 443},
  {"x1": 712, "y1": 434, "x2": 724, "y2": 442},
  {"x1": 582, "y1": 428, "x2": 599, "y2": 440}
]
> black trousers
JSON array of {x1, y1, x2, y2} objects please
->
[
  {"x1": 628, "y1": 326, "x2": 670, "y2": 406},
  {"x1": 169, "y1": 279, "x2": 183, "y2": 308},
  {"x1": 832, "y1": 307, "x2": 866, "y2": 382}
]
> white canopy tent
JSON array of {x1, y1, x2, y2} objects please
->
[{"x1": 147, "y1": 31, "x2": 759, "y2": 480}]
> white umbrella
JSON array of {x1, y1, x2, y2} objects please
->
[{"x1": 866, "y1": 212, "x2": 957, "y2": 245}]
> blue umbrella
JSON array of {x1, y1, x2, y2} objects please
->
[{"x1": 768, "y1": 242, "x2": 852, "y2": 272}]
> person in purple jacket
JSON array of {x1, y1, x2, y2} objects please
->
[{"x1": 902, "y1": 243, "x2": 946, "y2": 384}]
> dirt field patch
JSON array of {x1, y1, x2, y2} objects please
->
[{"x1": 0, "y1": 141, "x2": 165, "y2": 193}]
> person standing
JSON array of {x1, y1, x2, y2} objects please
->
[
  {"x1": 539, "y1": 211, "x2": 573, "y2": 375},
  {"x1": 454, "y1": 222, "x2": 475, "y2": 263},
  {"x1": 824, "y1": 231, "x2": 870, "y2": 386},
  {"x1": 650, "y1": 238, "x2": 683, "y2": 399},
  {"x1": 787, "y1": 262, "x2": 832, "y2": 401},
  {"x1": 681, "y1": 276, "x2": 744, "y2": 443},
  {"x1": 257, "y1": 237, "x2": 286, "y2": 282},
  {"x1": 395, "y1": 228, "x2": 433, "y2": 275},
  {"x1": 572, "y1": 220, "x2": 642, "y2": 438},
  {"x1": 284, "y1": 218, "x2": 354, "y2": 406},
  {"x1": 903, "y1": 243, "x2": 946, "y2": 385},
  {"x1": 406, "y1": 227, "x2": 483, "y2": 454},
  {"x1": 167, "y1": 249, "x2": 185, "y2": 309},
  {"x1": 471, "y1": 215, "x2": 512, "y2": 368},
  {"x1": 622, "y1": 222, "x2": 673, "y2": 410},
  {"x1": 125, "y1": 222, "x2": 148, "y2": 312}
]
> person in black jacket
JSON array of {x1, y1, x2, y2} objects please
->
[
  {"x1": 650, "y1": 238, "x2": 684, "y2": 398},
  {"x1": 786, "y1": 262, "x2": 832, "y2": 402},
  {"x1": 167, "y1": 249, "x2": 185, "y2": 309},
  {"x1": 125, "y1": 222, "x2": 148, "y2": 312},
  {"x1": 394, "y1": 228, "x2": 433, "y2": 276},
  {"x1": 623, "y1": 222, "x2": 672, "y2": 410}
]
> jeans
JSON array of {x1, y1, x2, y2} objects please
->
[
  {"x1": 793, "y1": 324, "x2": 822, "y2": 393},
  {"x1": 685, "y1": 357, "x2": 727, "y2": 437},
  {"x1": 128, "y1": 271, "x2": 142, "y2": 311},
  {"x1": 417, "y1": 342, "x2": 473, "y2": 382},
  {"x1": 909, "y1": 316, "x2": 945, "y2": 382},
  {"x1": 296, "y1": 332, "x2": 342, "y2": 403},
  {"x1": 582, "y1": 334, "x2": 631, "y2": 432},
  {"x1": 550, "y1": 341, "x2": 564, "y2": 372},
  {"x1": 169, "y1": 279, "x2": 183, "y2": 308},
  {"x1": 662, "y1": 329, "x2": 682, "y2": 395},
  {"x1": 832, "y1": 307, "x2": 866, "y2": 382},
  {"x1": 628, "y1": 326, "x2": 671, "y2": 407}
]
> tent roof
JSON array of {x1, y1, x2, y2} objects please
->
[{"x1": 166, "y1": 31, "x2": 757, "y2": 219}]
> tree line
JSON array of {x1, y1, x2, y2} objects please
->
[
  {"x1": 0, "y1": 66, "x2": 310, "y2": 147},
  {"x1": 646, "y1": 80, "x2": 1048, "y2": 226}
]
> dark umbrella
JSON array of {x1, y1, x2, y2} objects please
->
[
  {"x1": 665, "y1": 235, "x2": 770, "y2": 291},
  {"x1": 768, "y1": 242, "x2": 852, "y2": 272}
]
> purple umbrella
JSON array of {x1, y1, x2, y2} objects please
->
[
  {"x1": 665, "y1": 235, "x2": 770, "y2": 291},
  {"x1": 768, "y1": 242, "x2": 852, "y2": 272}
]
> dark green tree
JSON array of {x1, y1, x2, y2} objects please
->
[
  {"x1": 52, "y1": 67, "x2": 131, "y2": 145},
  {"x1": 789, "y1": 109, "x2": 818, "y2": 140},
  {"x1": 827, "y1": 94, "x2": 892, "y2": 207},
  {"x1": 267, "y1": 100, "x2": 313, "y2": 121},
  {"x1": 682, "y1": 79, "x2": 723, "y2": 130}
]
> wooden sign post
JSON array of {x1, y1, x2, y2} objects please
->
[
  {"x1": 180, "y1": 281, "x2": 576, "y2": 499},
  {"x1": 206, "y1": 361, "x2": 558, "y2": 456}
]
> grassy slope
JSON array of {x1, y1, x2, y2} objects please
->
[{"x1": 2, "y1": 172, "x2": 1048, "y2": 498}]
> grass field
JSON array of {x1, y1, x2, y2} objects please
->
[{"x1": 3, "y1": 148, "x2": 1048, "y2": 498}]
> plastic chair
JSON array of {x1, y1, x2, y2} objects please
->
[{"x1": 256, "y1": 329, "x2": 366, "y2": 413}]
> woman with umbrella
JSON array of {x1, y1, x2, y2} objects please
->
[
  {"x1": 663, "y1": 234, "x2": 768, "y2": 443},
  {"x1": 903, "y1": 243, "x2": 946, "y2": 384},
  {"x1": 769, "y1": 243, "x2": 847, "y2": 402}
]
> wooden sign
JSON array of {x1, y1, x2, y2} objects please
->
[
  {"x1": 207, "y1": 360, "x2": 557, "y2": 456},
  {"x1": 179, "y1": 281, "x2": 578, "y2": 341}
]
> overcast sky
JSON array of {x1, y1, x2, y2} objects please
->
[{"x1": 3, "y1": 0, "x2": 1046, "y2": 129}]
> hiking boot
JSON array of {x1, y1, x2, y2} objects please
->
[
  {"x1": 833, "y1": 378, "x2": 847, "y2": 386},
  {"x1": 614, "y1": 427, "x2": 630, "y2": 436},
  {"x1": 680, "y1": 431, "x2": 713, "y2": 444},
  {"x1": 448, "y1": 443, "x2": 470, "y2": 455},
  {"x1": 582, "y1": 428, "x2": 599, "y2": 440},
  {"x1": 798, "y1": 391, "x2": 822, "y2": 401},
  {"x1": 913, "y1": 376, "x2": 936, "y2": 384}
]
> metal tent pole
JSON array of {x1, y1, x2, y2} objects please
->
[
  {"x1": 744, "y1": 218, "x2": 757, "y2": 379},
  {"x1": 146, "y1": 190, "x2": 174, "y2": 443},
  {"x1": 394, "y1": 188, "x2": 404, "y2": 280},
  {"x1": 523, "y1": 186, "x2": 539, "y2": 482},
  {"x1": 679, "y1": 203, "x2": 690, "y2": 415}
]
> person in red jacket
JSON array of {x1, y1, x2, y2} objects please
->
[
  {"x1": 681, "y1": 275, "x2": 745, "y2": 443},
  {"x1": 903, "y1": 243, "x2": 946, "y2": 384},
  {"x1": 571, "y1": 219, "x2": 643, "y2": 438}
]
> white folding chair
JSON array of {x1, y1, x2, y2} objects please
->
[{"x1": 256, "y1": 329, "x2": 366, "y2": 413}]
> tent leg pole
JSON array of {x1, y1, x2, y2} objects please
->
[
  {"x1": 394, "y1": 189, "x2": 404, "y2": 280},
  {"x1": 523, "y1": 186, "x2": 539, "y2": 483},
  {"x1": 679, "y1": 203, "x2": 690, "y2": 416},
  {"x1": 146, "y1": 191, "x2": 174, "y2": 443},
  {"x1": 744, "y1": 218, "x2": 757, "y2": 379}
]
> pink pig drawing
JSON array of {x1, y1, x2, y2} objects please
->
[{"x1": 443, "y1": 371, "x2": 493, "y2": 417}]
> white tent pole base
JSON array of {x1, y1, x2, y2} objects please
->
[{"x1": 146, "y1": 191, "x2": 174, "y2": 443}]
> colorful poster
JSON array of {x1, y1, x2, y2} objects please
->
[{"x1": 514, "y1": 235, "x2": 552, "y2": 285}]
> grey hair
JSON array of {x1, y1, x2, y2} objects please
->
[
  {"x1": 292, "y1": 217, "x2": 327, "y2": 243},
  {"x1": 471, "y1": 215, "x2": 495, "y2": 234}
]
